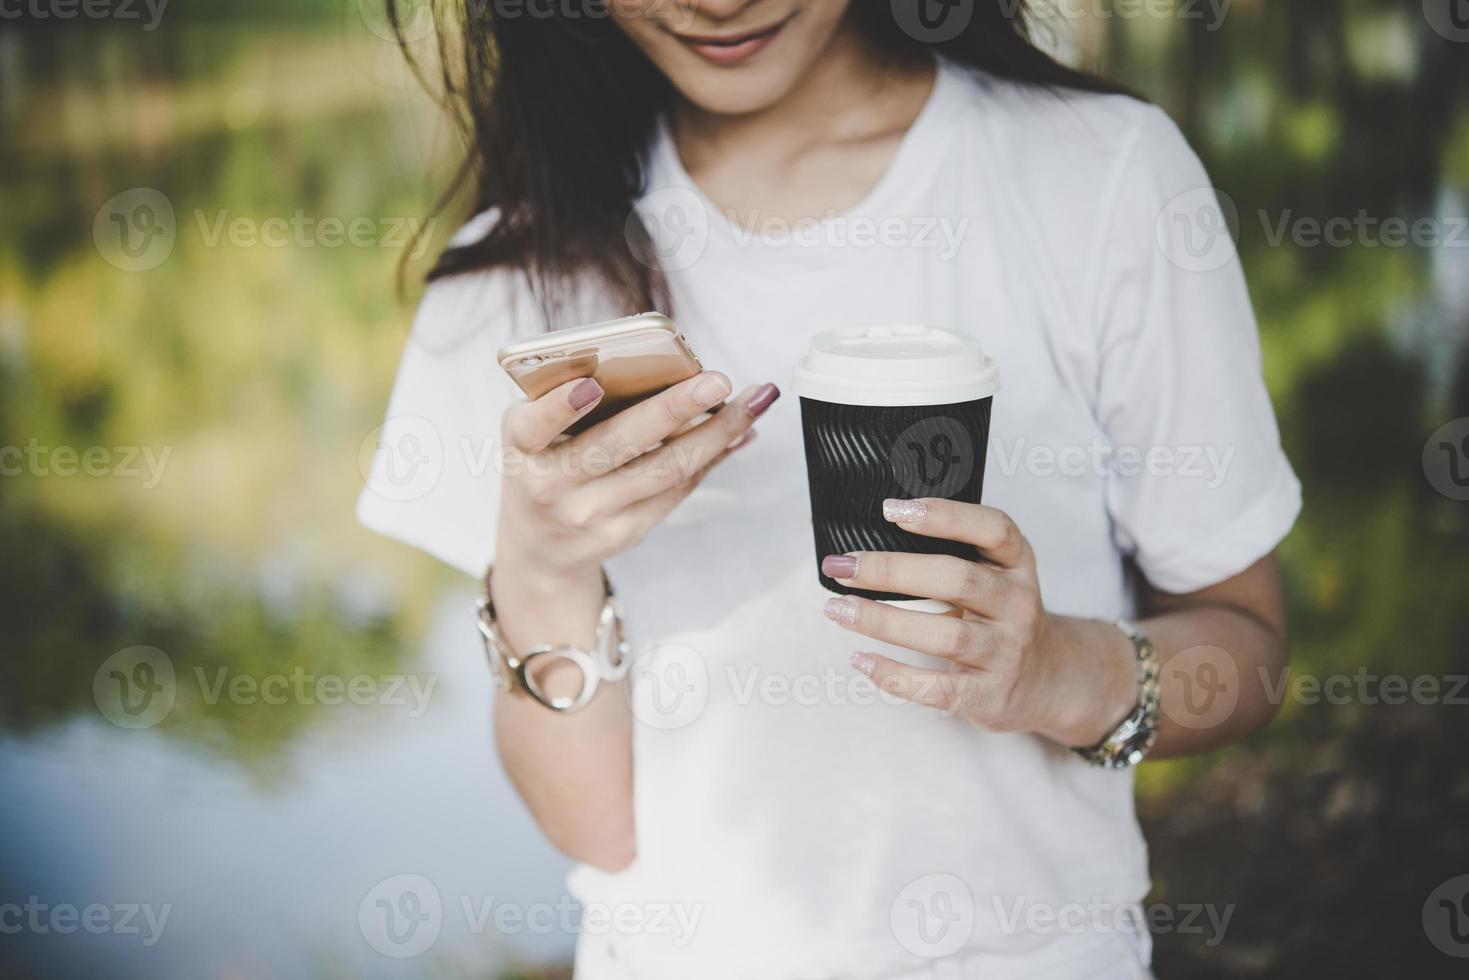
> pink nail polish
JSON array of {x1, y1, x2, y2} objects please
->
[
  {"x1": 569, "y1": 378, "x2": 603, "y2": 411},
  {"x1": 850, "y1": 652, "x2": 877, "y2": 677},
  {"x1": 883, "y1": 498, "x2": 928, "y2": 524},
  {"x1": 745, "y1": 383, "x2": 780, "y2": 419},
  {"x1": 823, "y1": 597, "x2": 859, "y2": 625},
  {"x1": 821, "y1": 554, "x2": 860, "y2": 580}
]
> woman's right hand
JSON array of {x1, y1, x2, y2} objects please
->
[{"x1": 494, "y1": 371, "x2": 780, "y2": 589}]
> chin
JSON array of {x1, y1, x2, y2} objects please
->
[{"x1": 672, "y1": 63, "x2": 805, "y2": 116}]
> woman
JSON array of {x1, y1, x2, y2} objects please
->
[{"x1": 360, "y1": 1, "x2": 1300, "y2": 976}]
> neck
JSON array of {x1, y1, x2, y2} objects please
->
[{"x1": 672, "y1": 24, "x2": 933, "y2": 157}]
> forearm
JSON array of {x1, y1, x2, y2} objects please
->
[
  {"x1": 1137, "y1": 600, "x2": 1287, "y2": 758},
  {"x1": 1040, "y1": 601, "x2": 1287, "y2": 759},
  {"x1": 490, "y1": 552, "x2": 635, "y2": 871}
]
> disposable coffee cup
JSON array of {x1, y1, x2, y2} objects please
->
[{"x1": 793, "y1": 325, "x2": 1000, "y2": 612}]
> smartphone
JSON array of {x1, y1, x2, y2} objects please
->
[{"x1": 497, "y1": 312, "x2": 705, "y2": 434}]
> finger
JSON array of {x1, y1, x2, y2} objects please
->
[
  {"x1": 821, "y1": 551, "x2": 1011, "y2": 617},
  {"x1": 614, "y1": 428, "x2": 757, "y2": 530},
  {"x1": 594, "y1": 383, "x2": 778, "y2": 507},
  {"x1": 566, "y1": 371, "x2": 733, "y2": 474},
  {"x1": 555, "y1": 428, "x2": 755, "y2": 543},
  {"x1": 848, "y1": 652, "x2": 971, "y2": 713},
  {"x1": 822, "y1": 595, "x2": 992, "y2": 668},
  {"x1": 880, "y1": 499, "x2": 1031, "y2": 569},
  {"x1": 503, "y1": 377, "x2": 605, "y2": 453}
]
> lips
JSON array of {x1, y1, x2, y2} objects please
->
[{"x1": 673, "y1": 16, "x2": 792, "y2": 66}]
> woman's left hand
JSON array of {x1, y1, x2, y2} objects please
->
[{"x1": 820, "y1": 498, "x2": 1134, "y2": 748}]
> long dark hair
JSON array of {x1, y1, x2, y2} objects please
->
[{"x1": 396, "y1": 2, "x2": 1132, "y2": 320}]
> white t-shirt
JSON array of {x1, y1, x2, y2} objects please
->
[{"x1": 359, "y1": 61, "x2": 1300, "y2": 979}]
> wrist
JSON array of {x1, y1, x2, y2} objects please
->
[
  {"x1": 1036, "y1": 616, "x2": 1139, "y2": 749},
  {"x1": 493, "y1": 543, "x2": 604, "y2": 604},
  {"x1": 489, "y1": 546, "x2": 608, "y2": 655}
]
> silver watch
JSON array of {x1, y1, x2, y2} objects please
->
[
  {"x1": 475, "y1": 566, "x2": 629, "y2": 713},
  {"x1": 1070, "y1": 619, "x2": 1161, "y2": 769}
]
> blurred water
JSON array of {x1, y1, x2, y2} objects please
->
[{"x1": 0, "y1": 590, "x2": 574, "y2": 980}]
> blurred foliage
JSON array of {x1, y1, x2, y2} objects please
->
[
  {"x1": 1, "y1": 21, "x2": 458, "y2": 765},
  {"x1": 1087, "y1": 0, "x2": 1469, "y2": 800}
]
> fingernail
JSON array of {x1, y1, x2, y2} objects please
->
[
  {"x1": 693, "y1": 372, "x2": 732, "y2": 406},
  {"x1": 883, "y1": 498, "x2": 928, "y2": 524},
  {"x1": 821, "y1": 554, "x2": 860, "y2": 580},
  {"x1": 823, "y1": 597, "x2": 859, "y2": 625},
  {"x1": 744, "y1": 383, "x2": 780, "y2": 419},
  {"x1": 569, "y1": 378, "x2": 603, "y2": 411},
  {"x1": 850, "y1": 652, "x2": 877, "y2": 677}
]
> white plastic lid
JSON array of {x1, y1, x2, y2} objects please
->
[{"x1": 792, "y1": 325, "x2": 1000, "y2": 407}]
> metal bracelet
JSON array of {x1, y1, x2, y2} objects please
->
[
  {"x1": 475, "y1": 565, "x2": 628, "y2": 713},
  {"x1": 1070, "y1": 619, "x2": 1161, "y2": 769}
]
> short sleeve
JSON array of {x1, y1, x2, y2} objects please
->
[
  {"x1": 1091, "y1": 107, "x2": 1301, "y2": 594},
  {"x1": 355, "y1": 263, "x2": 526, "y2": 578}
]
